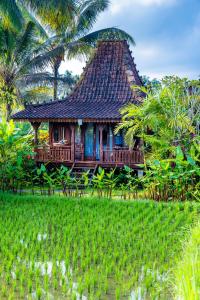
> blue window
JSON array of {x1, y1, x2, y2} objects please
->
[{"x1": 115, "y1": 133, "x2": 123, "y2": 146}]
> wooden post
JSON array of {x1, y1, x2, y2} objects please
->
[
  {"x1": 93, "y1": 124, "x2": 96, "y2": 160},
  {"x1": 49, "y1": 123, "x2": 53, "y2": 146},
  {"x1": 70, "y1": 125, "x2": 75, "y2": 162},
  {"x1": 99, "y1": 126, "x2": 103, "y2": 162},
  {"x1": 31, "y1": 122, "x2": 41, "y2": 149}
]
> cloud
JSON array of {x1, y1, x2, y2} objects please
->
[
  {"x1": 60, "y1": 59, "x2": 85, "y2": 75},
  {"x1": 59, "y1": 1, "x2": 200, "y2": 80},
  {"x1": 111, "y1": 0, "x2": 178, "y2": 14},
  {"x1": 133, "y1": 37, "x2": 200, "y2": 80}
]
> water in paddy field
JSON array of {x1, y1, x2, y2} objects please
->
[{"x1": 11, "y1": 250, "x2": 168, "y2": 300}]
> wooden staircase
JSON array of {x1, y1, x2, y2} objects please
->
[{"x1": 70, "y1": 162, "x2": 98, "y2": 189}]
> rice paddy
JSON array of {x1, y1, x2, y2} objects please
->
[{"x1": 0, "y1": 193, "x2": 199, "y2": 300}]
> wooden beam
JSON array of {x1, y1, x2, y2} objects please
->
[
  {"x1": 70, "y1": 125, "x2": 75, "y2": 162},
  {"x1": 99, "y1": 125, "x2": 104, "y2": 162},
  {"x1": 49, "y1": 123, "x2": 53, "y2": 146},
  {"x1": 16, "y1": 118, "x2": 121, "y2": 123}
]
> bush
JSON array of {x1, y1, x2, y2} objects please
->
[{"x1": 0, "y1": 119, "x2": 35, "y2": 192}]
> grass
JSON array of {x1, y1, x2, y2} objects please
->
[
  {"x1": 0, "y1": 193, "x2": 199, "y2": 299},
  {"x1": 174, "y1": 222, "x2": 200, "y2": 300}
]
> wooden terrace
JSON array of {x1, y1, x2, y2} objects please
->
[{"x1": 35, "y1": 145, "x2": 143, "y2": 167}]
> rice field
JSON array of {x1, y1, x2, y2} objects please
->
[{"x1": 0, "y1": 193, "x2": 199, "y2": 300}]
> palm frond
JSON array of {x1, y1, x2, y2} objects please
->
[
  {"x1": 19, "y1": 45, "x2": 65, "y2": 74},
  {"x1": 20, "y1": 86, "x2": 53, "y2": 104},
  {"x1": 76, "y1": 0, "x2": 110, "y2": 34},
  {"x1": 14, "y1": 21, "x2": 36, "y2": 64},
  {"x1": 18, "y1": 72, "x2": 54, "y2": 86},
  {"x1": 18, "y1": 3, "x2": 49, "y2": 40},
  {"x1": 80, "y1": 27, "x2": 135, "y2": 46},
  {"x1": 23, "y1": 0, "x2": 77, "y2": 32},
  {"x1": 20, "y1": 72, "x2": 75, "y2": 86},
  {"x1": 65, "y1": 40, "x2": 93, "y2": 60},
  {"x1": 0, "y1": 24, "x2": 15, "y2": 65},
  {"x1": 0, "y1": 0, "x2": 24, "y2": 30}
]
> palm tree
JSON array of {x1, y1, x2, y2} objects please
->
[
  {"x1": 1, "y1": 1, "x2": 135, "y2": 100},
  {"x1": 36, "y1": 0, "x2": 135, "y2": 99},
  {"x1": 0, "y1": 21, "x2": 67, "y2": 120}
]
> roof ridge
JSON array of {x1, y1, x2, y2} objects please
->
[{"x1": 65, "y1": 39, "x2": 142, "y2": 103}]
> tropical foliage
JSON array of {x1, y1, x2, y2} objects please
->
[
  {"x1": 0, "y1": 20, "x2": 64, "y2": 120},
  {"x1": 117, "y1": 76, "x2": 200, "y2": 200},
  {"x1": 0, "y1": 118, "x2": 34, "y2": 192}
]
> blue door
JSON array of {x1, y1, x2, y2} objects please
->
[{"x1": 84, "y1": 124, "x2": 94, "y2": 159}]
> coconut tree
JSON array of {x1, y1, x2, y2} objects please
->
[
  {"x1": 0, "y1": 21, "x2": 68, "y2": 120},
  {"x1": 36, "y1": 0, "x2": 135, "y2": 99},
  {"x1": 0, "y1": 0, "x2": 135, "y2": 106}
]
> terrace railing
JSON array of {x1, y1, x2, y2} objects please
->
[
  {"x1": 35, "y1": 146, "x2": 143, "y2": 165},
  {"x1": 103, "y1": 149, "x2": 143, "y2": 165},
  {"x1": 36, "y1": 146, "x2": 72, "y2": 163}
]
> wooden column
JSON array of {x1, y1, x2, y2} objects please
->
[
  {"x1": 70, "y1": 125, "x2": 75, "y2": 162},
  {"x1": 99, "y1": 126, "x2": 103, "y2": 162},
  {"x1": 49, "y1": 123, "x2": 53, "y2": 146},
  {"x1": 109, "y1": 125, "x2": 113, "y2": 151},
  {"x1": 31, "y1": 122, "x2": 41, "y2": 149},
  {"x1": 93, "y1": 124, "x2": 96, "y2": 160}
]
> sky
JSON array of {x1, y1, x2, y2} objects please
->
[{"x1": 60, "y1": 0, "x2": 200, "y2": 80}]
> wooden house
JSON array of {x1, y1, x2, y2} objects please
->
[{"x1": 12, "y1": 40, "x2": 144, "y2": 169}]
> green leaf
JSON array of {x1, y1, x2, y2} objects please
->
[
  {"x1": 186, "y1": 155, "x2": 196, "y2": 166},
  {"x1": 176, "y1": 146, "x2": 184, "y2": 161}
]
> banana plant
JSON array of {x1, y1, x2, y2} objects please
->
[
  {"x1": 103, "y1": 168, "x2": 118, "y2": 199},
  {"x1": 55, "y1": 165, "x2": 70, "y2": 195},
  {"x1": 36, "y1": 164, "x2": 57, "y2": 195},
  {"x1": 92, "y1": 167, "x2": 105, "y2": 198}
]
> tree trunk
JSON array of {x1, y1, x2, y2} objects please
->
[
  {"x1": 53, "y1": 64, "x2": 58, "y2": 100},
  {"x1": 6, "y1": 103, "x2": 12, "y2": 122},
  {"x1": 53, "y1": 56, "x2": 62, "y2": 100}
]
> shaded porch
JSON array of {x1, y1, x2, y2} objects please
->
[{"x1": 33, "y1": 122, "x2": 143, "y2": 167}]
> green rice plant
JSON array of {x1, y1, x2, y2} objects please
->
[
  {"x1": 0, "y1": 193, "x2": 199, "y2": 299},
  {"x1": 36, "y1": 286, "x2": 42, "y2": 300},
  {"x1": 71, "y1": 291, "x2": 77, "y2": 300},
  {"x1": 28, "y1": 278, "x2": 33, "y2": 293},
  {"x1": 174, "y1": 222, "x2": 200, "y2": 300},
  {"x1": 115, "y1": 287, "x2": 121, "y2": 300}
]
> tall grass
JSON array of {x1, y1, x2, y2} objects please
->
[{"x1": 174, "y1": 222, "x2": 200, "y2": 300}]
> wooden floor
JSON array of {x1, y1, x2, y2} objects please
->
[{"x1": 36, "y1": 159, "x2": 143, "y2": 169}]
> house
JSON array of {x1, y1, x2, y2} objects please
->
[{"x1": 12, "y1": 40, "x2": 144, "y2": 169}]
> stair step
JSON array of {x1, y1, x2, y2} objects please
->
[
  {"x1": 69, "y1": 163, "x2": 98, "y2": 189},
  {"x1": 71, "y1": 170, "x2": 93, "y2": 174},
  {"x1": 72, "y1": 168, "x2": 94, "y2": 171}
]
